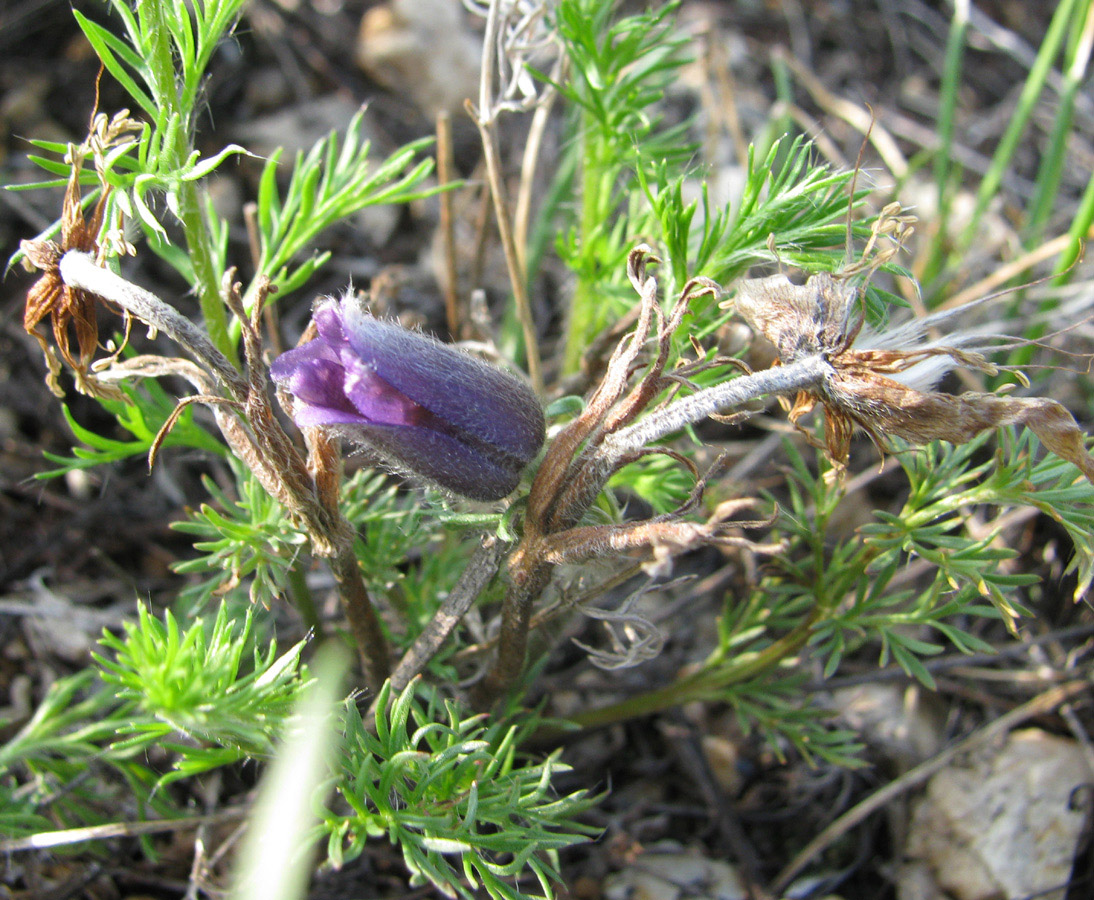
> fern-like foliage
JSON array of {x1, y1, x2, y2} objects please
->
[{"x1": 325, "y1": 680, "x2": 598, "y2": 900}]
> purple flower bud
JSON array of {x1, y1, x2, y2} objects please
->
[{"x1": 271, "y1": 293, "x2": 545, "y2": 501}]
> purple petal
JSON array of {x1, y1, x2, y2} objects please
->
[
  {"x1": 292, "y1": 403, "x2": 371, "y2": 428},
  {"x1": 313, "y1": 301, "x2": 349, "y2": 348},
  {"x1": 269, "y1": 339, "x2": 339, "y2": 382},
  {"x1": 341, "y1": 353, "x2": 422, "y2": 427},
  {"x1": 270, "y1": 291, "x2": 546, "y2": 501},
  {"x1": 340, "y1": 301, "x2": 544, "y2": 461},
  {"x1": 283, "y1": 357, "x2": 351, "y2": 409},
  {"x1": 336, "y1": 421, "x2": 524, "y2": 502},
  {"x1": 272, "y1": 354, "x2": 364, "y2": 430}
]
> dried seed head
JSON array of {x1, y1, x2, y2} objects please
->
[
  {"x1": 724, "y1": 257, "x2": 1094, "y2": 483},
  {"x1": 20, "y1": 106, "x2": 140, "y2": 398},
  {"x1": 21, "y1": 155, "x2": 114, "y2": 397},
  {"x1": 731, "y1": 271, "x2": 858, "y2": 363}
]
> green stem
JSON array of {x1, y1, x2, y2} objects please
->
[
  {"x1": 138, "y1": 0, "x2": 176, "y2": 110},
  {"x1": 562, "y1": 123, "x2": 604, "y2": 374},
  {"x1": 957, "y1": 0, "x2": 1079, "y2": 254},
  {"x1": 933, "y1": 0, "x2": 967, "y2": 199},
  {"x1": 562, "y1": 612, "x2": 820, "y2": 732},
  {"x1": 1055, "y1": 169, "x2": 1094, "y2": 283},
  {"x1": 920, "y1": 0, "x2": 968, "y2": 290},
  {"x1": 1026, "y1": 0, "x2": 1093, "y2": 247},
  {"x1": 176, "y1": 179, "x2": 237, "y2": 366},
  {"x1": 137, "y1": 0, "x2": 237, "y2": 367}
]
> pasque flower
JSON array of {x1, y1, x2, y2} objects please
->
[{"x1": 271, "y1": 292, "x2": 545, "y2": 501}]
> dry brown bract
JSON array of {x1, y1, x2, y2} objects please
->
[
  {"x1": 729, "y1": 263, "x2": 1094, "y2": 484},
  {"x1": 479, "y1": 248, "x2": 784, "y2": 700},
  {"x1": 21, "y1": 154, "x2": 110, "y2": 396},
  {"x1": 20, "y1": 111, "x2": 139, "y2": 398}
]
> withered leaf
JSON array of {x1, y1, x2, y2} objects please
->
[
  {"x1": 827, "y1": 371, "x2": 1094, "y2": 483},
  {"x1": 21, "y1": 153, "x2": 112, "y2": 382},
  {"x1": 728, "y1": 269, "x2": 1094, "y2": 485}
]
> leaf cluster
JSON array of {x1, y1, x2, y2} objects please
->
[
  {"x1": 0, "y1": 602, "x2": 307, "y2": 836},
  {"x1": 694, "y1": 430, "x2": 1094, "y2": 748},
  {"x1": 171, "y1": 459, "x2": 308, "y2": 608},
  {"x1": 14, "y1": 0, "x2": 249, "y2": 268},
  {"x1": 547, "y1": 0, "x2": 693, "y2": 166},
  {"x1": 38, "y1": 377, "x2": 224, "y2": 479},
  {"x1": 249, "y1": 114, "x2": 438, "y2": 306},
  {"x1": 0, "y1": 671, "x2": 146, "y2": 837},
  {"x1": 543, "y1": 0, "x2": 694, "y2": 370},
  {"x1": 94, "y1": 602, "x2": 307, "y2": 783},
  {"x1": 76, "y1": 0, "x2": 246, "y2": 127},
  {"x1": 647, "y1": 138, "x2": 869, "y2": 292},
  {"x1": 326, "y1": 681, "x2": 598, "y2": 900}
]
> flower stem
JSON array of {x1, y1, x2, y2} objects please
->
[
  {"x1": 604, "y1": 355, "x2": 831, "y2": 459},
  {"x1": 138, "y1": 0, "x2": 237, "y2": 367},
  {"x1": 369, "y1": 537, "x2": 506, "y2": 725},
  {"x1": 477, "y1": 558, "x2": 553, "y2": 706},
  {"x1": 562, "y1": 124, "x2": 603, "y2": 374},
  {"x1": 58, "y1": 250, "x2": 392, "y2": 692},
  {"x1": 328, "y1": 547, "x2": 390, "y2": 692}
]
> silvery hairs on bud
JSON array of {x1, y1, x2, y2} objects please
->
[{"x1": 271, "y1": 291, "x2": 546, "y2": 501}]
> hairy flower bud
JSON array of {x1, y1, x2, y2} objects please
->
[{"x1": 271, "y1": 293, "x2": 545, "y2": 501}]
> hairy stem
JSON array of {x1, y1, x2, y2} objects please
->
[
  {"x1": 58, "y1": 250, "x2": 392, "y2": 692},
  {"x1": 368, "y1": 537, "x2": 507, "y2": 725},
  {"x1": 604, "y1": 355, "x2": 831, "y2": 458},
  {"x1": 479, "y1": 356, "x2": 831, "y2": 704},
  {"x1": 553, "y1": 356, "x2": 832, "y2": 538},
  {"x1": 328, "y1": 547, "x2": 391, "y2": 692},
  {"x1": 59, "y1": 252, "x2": 246, "y2": 398},
  {"x1": 138, "y1": 0, "x2": 236, "y2": 366},
  {"x1": 477, "y1": 557, "x2": 553, "y2": 706}
]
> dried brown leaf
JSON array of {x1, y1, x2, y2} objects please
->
[{"x1": 728, "y1": 268, "x2": 1094, "y2": 484}]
